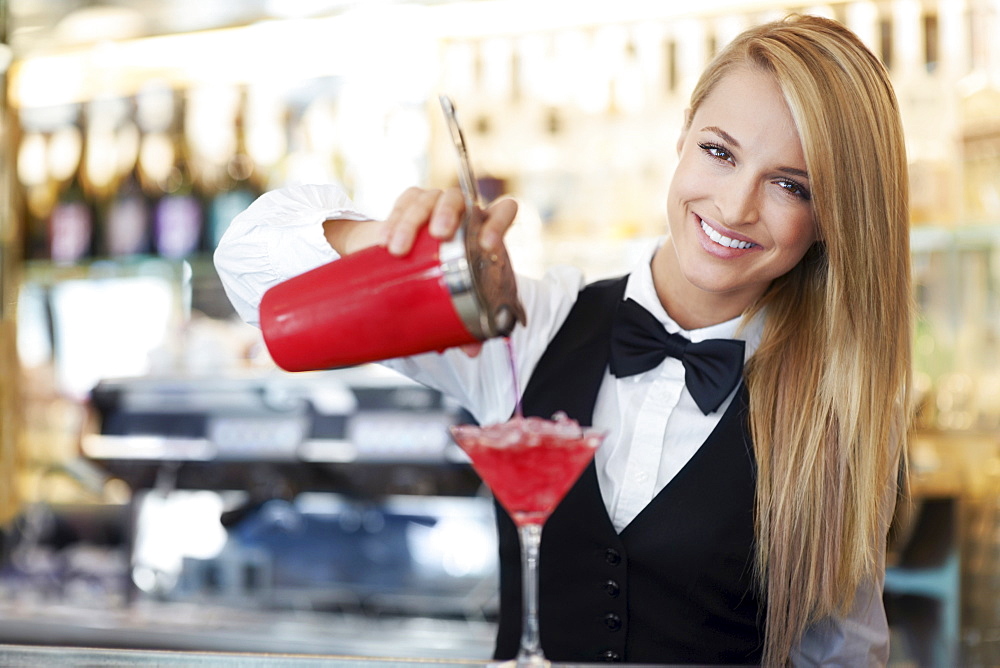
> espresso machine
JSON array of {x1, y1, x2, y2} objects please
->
[{"x1": 85, "y1": 366, "x2": 499, "y2": 622}]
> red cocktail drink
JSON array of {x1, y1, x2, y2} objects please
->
[
  {"x1": 450, "y1": 413, "x2": 605, "y2": 666},
  {"x1": 451, "y1": 415, "x2": 601, "y2": 526}
]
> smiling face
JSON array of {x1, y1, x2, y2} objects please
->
[{"x1": 655, "y1": 65, "x2": 818, "y2": 329}]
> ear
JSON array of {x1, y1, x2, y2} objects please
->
[{"x1": 676, "y1": 108, "x2": 692, "y2": 155}]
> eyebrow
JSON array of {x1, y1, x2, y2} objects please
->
[
  {"x1": 702, "y1": 125, "x2": 741, "y2": 149},
  {"x1": 701, "y1": 125, "x2": 810, "y2": 180}
]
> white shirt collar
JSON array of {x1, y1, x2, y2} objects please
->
[{"x1": 622, "y1": 237, "x2": 764, "y2": 360}]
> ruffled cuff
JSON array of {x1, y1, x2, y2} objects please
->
[{"x1": 214, "y1": 183, "x2": 371, "y2": 327}]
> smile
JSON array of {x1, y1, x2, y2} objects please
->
[{"x1": 700, "y1": 219, "x2": 757, "y2": 250}]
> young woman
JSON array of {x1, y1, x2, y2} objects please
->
[{"x1": 215, "y1": 14, "x2": 911, "y2": 666}]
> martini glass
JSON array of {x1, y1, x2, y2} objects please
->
[{"x1": 450, "y1": 412, "x2": 605, "y2": 666}]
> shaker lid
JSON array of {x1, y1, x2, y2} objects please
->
[{"x1": 438, "y1": 95, "x2": 526, "y2": 340}]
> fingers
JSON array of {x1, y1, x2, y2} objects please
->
[
  {"x1": 385, "y1": 187, "x2": 443, "y2": 255},
  {"x1": 480, "y1": 197, "x2": 518, "y2": 252},
  {"x1": 383, "y1": 186, "x2": 517, "y2": 256},
  {"x1": 384, "y1": 187, "x2": 469, "y2": 255},
  {"x1": 428, "y1": 188, "x2": 467, "y2": 239}
]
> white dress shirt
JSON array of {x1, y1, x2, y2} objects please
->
[{"x1": 214, "y1": 183, "x2": 891, "y2": 666}]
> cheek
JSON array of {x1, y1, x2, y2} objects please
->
[
  {"x1": 774, "y1": 211, "x2": 818, "y2": 258},
  {"x1": 666, "y1": 158, "x2": 703, "y2": 213},
  {"x1": 664, "y1": 176, "x2": 683, "y2": 228}
]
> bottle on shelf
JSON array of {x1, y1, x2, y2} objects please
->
[
  {"x1": 103, "y1": 118, "x2": 152, "y2": 258},
  {"x1": 143, "y1": 89, "x2": 204, "y2": 261},
  {"x1": 204, "y1": 87, "x2": 262, "y2": 252},
  {"x1": 46, "y1": 116, "x2": 94, "y2": 265},
  {"x1": 17, "y1": 127, "x2": 57, "y2": 261}
]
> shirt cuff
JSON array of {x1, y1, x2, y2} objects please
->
[
  {"x1": 214, "y1": 183, "x2": 371, "y2": 327},
  {"x1": 791, "y1": 577, "x2": 890, "y2": 667}
]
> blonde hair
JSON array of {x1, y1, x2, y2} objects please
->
[{"x1": 687, "y1": 15, "x2": 912, "y2": 664}]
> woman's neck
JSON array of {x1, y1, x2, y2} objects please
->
[{"x1": 650, "y1": 239, "x2": 759, "y2": 331}]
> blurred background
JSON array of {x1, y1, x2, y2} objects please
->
[{"x1": 0, "y1": 0, "x2": 996, "y2": 665}]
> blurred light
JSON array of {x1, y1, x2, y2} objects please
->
[
  {"x1": 16, "y1": 282, "x2": 53, "y2": 368},
  {"x1": 49, "y1": 276, "x2": 174, "y2": 399},
  {"x1": 245, "y1": 89, "x2": 287, "y2": 170},
  {"x1": 132, "y1": 490, "x2": 229, "y2": 591},
  {"x1": 845, "y1": 2, "x2": 878, "y2": 52},
  {"x1": 0, "y1": 44, "x2": 13, "y2": 73},
  {"x1": 138, "y1": 132, "x2": 174, "y2": 185},
  {"x1": 408, "y1": 516, "x2": 496, "y2": 578},
  {"x1": 85, "y1": 129, "x2": 118, "y2": 189},
  {"x1": 53, "y1": 6, "x2": 148, "y2": 45},
  {"x1": 115, "y1": 122, "x2": 141, "y2": 176},
  {"x1": 16, "y1": 132, "x2": 47, "y2": 187},
  {"x1": 46, "y1": 125, "x2": 82, "y2": 182},
  {"x1": 187, "y1": 84, "x2": 241, "y2": 165},
  {"x1": 264, "y1": 0, "x2": 360, "y2": 19}
]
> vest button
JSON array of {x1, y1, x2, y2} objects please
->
[
  {"x1": 603, "y1": 612, "x2": 622, "y2": 631},
  {"x1": 602, "y1": 579, "x2": 620, "y2": 598},
  {"x1": 604, "y1": 548, "x2": 621, "y2": 566},
  {"x1": 598, "y1": 649, "x2": 621, "y2": 661}
]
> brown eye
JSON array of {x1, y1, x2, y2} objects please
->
[
  {"x1": 776, "y1": 179, "x2": 811, "y2": 201},
  {"x1": 698, "y1": 142, "x2": 733, "y2": 163}
]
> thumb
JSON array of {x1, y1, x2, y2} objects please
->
[{"x1": 479, "y1": 197, "x2": 518, "y2": 252}]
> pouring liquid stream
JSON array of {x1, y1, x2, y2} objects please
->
[
  {"x1": 452, "y1": 335, "x2": 605, "y2": 666},
  {"x1": 504, "y1": 336, "x2": 523, "y2": 419}
]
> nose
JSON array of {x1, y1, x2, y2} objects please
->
[{"x1": 718, "y1": 174, "x2": 760, "y2": 227}]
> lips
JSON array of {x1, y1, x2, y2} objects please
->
[{"x1": 699, "y1": 218, "x2": 758, "y2": 250}]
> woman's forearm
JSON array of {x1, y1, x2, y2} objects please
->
[{"x1": 322, "y1": 216, "x2": 386, "y2": 256}]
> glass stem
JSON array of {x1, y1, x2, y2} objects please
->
[{"x1": 517, "y1": 523, "x2": 544, "y2": 662}]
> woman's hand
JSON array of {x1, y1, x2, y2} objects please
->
[
  {"x1": 384, "y1": 186, "x2": 518, "y2": 256},
  {"x1": 324, "y1": 186, "x2": 518, "y2": 257},
  {"x1": 323, "y1": 186, "x2": 519, "y2": 356},
  {"x1": 386, "y1": 186, "x2": 520, "y2": 357}
]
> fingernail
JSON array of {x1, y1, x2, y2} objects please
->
[
  {"x1": 429, "y1": 214, "x2": 448, "y2": 237},
  {"x1": 388, "y1": 232, "x2": 406, "y2": 255}
]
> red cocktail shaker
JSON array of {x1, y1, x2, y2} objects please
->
[{"x1": 258, "y1": 97, "x2": 525, "y2": 372}]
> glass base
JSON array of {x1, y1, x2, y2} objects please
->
[{"x1": 490, "y1": 658, "x2": 550, "y2": 668}]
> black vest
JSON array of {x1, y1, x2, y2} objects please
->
[{"x1": 494, "y1": 276, "x2": 765, "y2": 664}]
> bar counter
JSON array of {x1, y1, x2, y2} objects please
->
[
  {"x1": 0, "y1": 644, "x2": 687, "y2": 667},
  {"x1": 0, "y1": 598, "x2": 496, "y2": 665},
  {"x1": 0, "y1": 644, "x2": 485, "y2": 667}
]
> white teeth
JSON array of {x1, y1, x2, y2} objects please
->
[{"x1": 700, "y1": 219, "x2": 754, "y2": 249}]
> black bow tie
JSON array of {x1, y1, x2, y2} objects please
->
[{"x1": 609, "y1": 298, "x2": 745, "y2": 415}]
